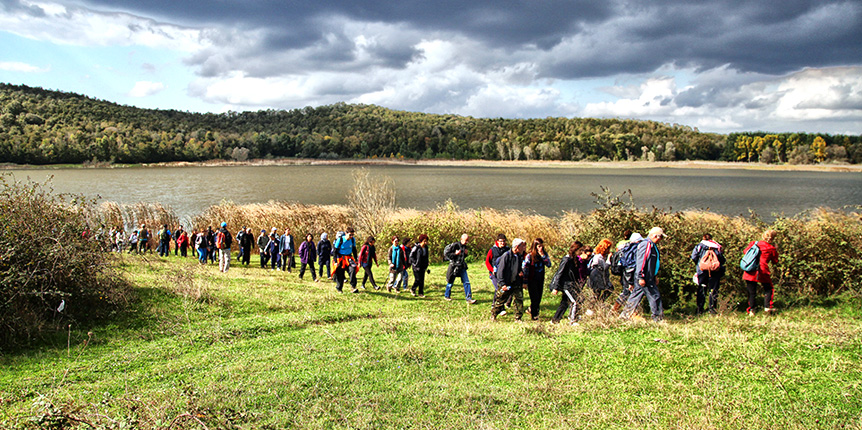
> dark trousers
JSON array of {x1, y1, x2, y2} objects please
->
[
  {"x1": 553, "y1": 288, "x2": 582, "y2": 322},
  {"x1": 697, "y1": 273, "x2": 721, "y2": 314},
  {"x1": 335, "y1": 264, "x2": 357, "y2": 291},
  {"x1": 745, "y1": 280, "x2": 774, "y2": 312},
  {"x1": 179, "y1": 245, "x2": 188, "y2": 257},
  {"x1": 241, "y1": 246, "x2": 251, "y2": 265},
  {"x1": 527, "y1": 274, "x2": 545, "y2": 318},
  {"x1": 412, "y1": 268, "x2": 426, "y2": 295},
  {"x1": 319, "y1": 260, "x2": 331, "y2": 279},
  {"x1": 300, "y1": 262, "x2": 317, "y2": 280},
  {"x1": 270, "y1": 253, "x2": 279, "y2": 270},
  {"x1": 492, "y1": 286, "x2": 524, "y2": 319},
  {"x1": 361, "y1": 264, "x2": 377, "y2": 288},
  {"x1": 615, "y1": 270, "x2": 635, "y2": 306},
  {"x1": 260, "y1": 251, "x2": 269, "y2": 268}
]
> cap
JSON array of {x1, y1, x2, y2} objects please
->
[
  {"x1": 221, "y1": 222, "x2": 227, "y2": 227},
  {"x1": 648, "y1": 227, "x2": 667, "y2": 238}
]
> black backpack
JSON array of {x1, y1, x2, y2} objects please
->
[
  {"x1": 610, "y1": 250, "x2": 624, "y2": 276},
  {"x1": 443, "y1": 242, "x2": 456, "y2": 262}
]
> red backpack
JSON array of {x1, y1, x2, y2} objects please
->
[
  {"x1": 215, "y1": 231, "x2": 226, "y2": 249},
  {"x1": 699, "y1": 248, "x2": 721, "y2": 273}
]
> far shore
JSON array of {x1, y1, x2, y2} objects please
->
[{"x1": 2, "y1": 158, "x2": 861, "y2": 173}]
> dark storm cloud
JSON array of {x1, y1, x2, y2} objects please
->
[{"x1": 70, "y1": 0, "x2": 862, "y2": 80}]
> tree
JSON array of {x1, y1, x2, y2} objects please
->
[
  {"x1": 347, "y1": 168, "x2": 395, "y2": 237},
  {"x1": 811, "y1": 136, "x2": 827, "y2": 163}
]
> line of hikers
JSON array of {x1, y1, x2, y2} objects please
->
[{"x1": 106, "y1": 223, "x2": 780, "y2": 322}]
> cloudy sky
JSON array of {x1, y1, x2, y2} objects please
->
[{"x1": 1, "y1": 0, "x2": 861, "y2": 134}]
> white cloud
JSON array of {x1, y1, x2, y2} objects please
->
[
  {"x1": 0, "y1": 0, "x2": 207, "y2": 51},
  {"x1": 0, "y1": 61, "x2": 48, "y2": 72},
  {"x1": 128, "y1": 81, "x2": 165, "y2": 97}
]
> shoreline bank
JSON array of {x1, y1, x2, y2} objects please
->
[{"x1": 2, "y1": 158, "x2": 861, "y2": 173}]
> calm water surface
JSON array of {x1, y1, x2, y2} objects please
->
[{"x1": 7, "y1": 165, "x2": 862, "y2": 222}]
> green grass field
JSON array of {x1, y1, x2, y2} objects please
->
[{"x1": 2, "y1": 253, "x2": 861, "y2": 429}]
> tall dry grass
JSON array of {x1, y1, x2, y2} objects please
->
[
  {"x1": 190, "y1": 201, "x2": 353, "y2": 237},
  {"x1": 92, "y1": 201, "x2": 179, "y2": 232}
]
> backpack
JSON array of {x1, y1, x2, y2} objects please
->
[
  {"x1": 740, "y1": 241, "x2": 761, "y2": 272},
  {"x1": 620, "y1": 241, "x2": 640, "y2": 269},
  {"x1": 160, "y1": 229, "x2": 170, "y2": 241},
  {"x1": 699, "y1": 248, "x2": 721, "y2": 273},
  {"x1": 215, "y1": 231, "x2": 226, "y2": 249},
  {"x1": 609, "y1": 250, "x2": 624, "y2": 276},
  {"x1": 442, "y1": 242, "x2": 456, "y2": 262}
]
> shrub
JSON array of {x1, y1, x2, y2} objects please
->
[{"x1": 0, "y1": 175, "x2": 131, "y2": 349}]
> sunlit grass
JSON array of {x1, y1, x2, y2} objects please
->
[{"x1": 1, "y1": 253, "x2": 860, "y2": 429}]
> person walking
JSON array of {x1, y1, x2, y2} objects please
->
[
  {"x1": 128, "y1": 230, "x2": 139, "y2": 254},
  {"x1": 742, "y1": 230, "x2": 780, "y2": 315},
  {"x1": 115, "y1": 228, "x2": 126, "y2": 253},
  {"x1": 690, "y1": 233, "x2": 726, "y2": 315},
  {"x1": 172, "y1": 225, "x2": 184, "y2": 256},
  {"x1": 588, "y1": 239, "x2": 615, "y2": 303},
  {"x1": 216, "y1": 222, "x2": 233, "y2": 272},
  {"x1": 332, "y1": 228, "x2": 359, "y2": 293},
  {"x1": 195, "y1": 229, "x2": 208, "y2": 264},
  {"x1": 397, "y1": 237, "x2": 412, "y2": 293},
  {"x1": 257, "y1": 229, "x2": 270, "y2": 268},
  {"x1": 279, "y1": 228, "x2": 296, "y2": 272},
  {"x1": 491, "y1": 238, "x2": 527, "y2": 321},
  {"x1": 240, "y1": 227, "x2": 254, "y2": 266},
  {"x1": 549, "y1": 241, "x2": 588, "y2": 325},
  {"x1": 522, "y1": 238, "x2": 551, "y2": 321},
  {"x1": 358, "y1": 236, "x2": 379, "y2": 290},
  {"x1": 385, "y1": 236, "x2": 406, "y2": 292},
  {"x1": 485, "y1": 234, "x2": 510, "y2": 297},
  {"x1": 443, "y1": 234, "x2": 477, "y2": 304},
  {"x1": 409, "y1": 234, "x2": 430, "y2": 297},
  {"x1": 156, "y1": 224, "x2": 171, "y2": 257},
  {"x1": 266, "y1": 232, "x2": 280, "y2": 271},
  {"x1": 620, "y1": 227, "x2": 666, "y2": 322},
  {"x1": 298, "y1": 233, "x2": 318, "y2": 281},
  {"x1": 177, "y1": 228, "x2": 189, "y2": 257},
  {"x1": 317, "y1": 233, "x2": 332, "y2": 280},
  {"x1": 138, "y1": 224, "x2": 150, "y2": 254},
  {"x1": 612, "y1": 233, "x2": 644, "y2": 313}
]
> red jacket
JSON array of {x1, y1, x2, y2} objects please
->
[{"x1": 742, "y1": 240, "x2": 779, "y2": 284}]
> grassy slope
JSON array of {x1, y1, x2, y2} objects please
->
[{"x1": 1, "y1": 254, "x2": 861, "y2": 429}]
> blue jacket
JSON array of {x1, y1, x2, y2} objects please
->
[
  {"x1": 334, "y1": 236, "x2": 356, "y2": 259},
  {"x1": 635, "y1": 239, "x2": 660, "y2": 284},
  {"x1": 279, "y1": 234, "x2": 295, "y2": 253}
]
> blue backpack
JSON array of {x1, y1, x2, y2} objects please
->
[
  {"x1": 620, "y1": 241, "x2": 640, "y2": 269},
  {"x1": 739, "y1": 241, "x2": 761, "y2": 272}
]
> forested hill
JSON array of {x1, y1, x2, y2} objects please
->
[{"x1": 1, "y1": 83, "x2": 859, "y2": 165}]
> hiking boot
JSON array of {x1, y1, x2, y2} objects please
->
[
  {"x1": 467, "y1": 299, "x2": 477, "y2": 304},
  {"x1": 498, "y1": 310, "x2": 507, "y2": 317},
  {"x1": 352, "y1": 289, "x2": 360, "y2": 294},
  {"x1": 444, "y1": 296, "x2": 452, "y2": 301}
]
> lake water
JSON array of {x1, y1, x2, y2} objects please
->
[{"x1": 5, "y1": 164, "x2": 862, "y2": 223}]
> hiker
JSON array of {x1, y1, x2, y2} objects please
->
[
  {"x1": 195, "y1": 229, "x2": 208, "y2": 264},
  {"x1": 317, "y1": 233, "x2": 332, "y2": 280},
  {"x1": 157, "y1": 224, "x2": 171, "y2": 257},
  {"x1": 115, "y1": 228, "x2": 126, "y2": 253},
  {"x1": 172, "y1": 225, "x2": 184, "y2": 256},
  {"x1": 385, "y1": 236, "x2": 406, "y2": 292},
  {"x1": 257, "y1": 229, "x2": 269, "y2": 268},
  {"x1": 358, "y1": 236, "x2": 379, "y2": 290},
  {"x1": 612, "y1": 232, "x2": 644, "y2": 313},
  {"x1": 742, "y1": 230, "x2": 780, "y2": 315},
  {"x1": 690, "y1": 233, "x2": 726, "y2": 315},
  {"x1": 443, "y1": 234, "x2": 477, "y2": 304},
  {"x1": 588, "y1": 239, "x2": 614, "y2": 303},
  {"x1": 620, "y1": 227, "x2": 666, "y2": 322},
  {"x1": 298, "y1": 233, "x2": 318, "y2": 281},
  {"x1": 332, "y1": 228, "x2": 359, "y2": 293},
  {"x1": 409, "y1": 234, "x2": 430, "y2": 297},
  {"x1": 177, "y1": 228, "x2": 189, "y2": 257},
  {"x1": 138, "y1": 224, "x2": 150, "y2": 253},
  {"x1": 549, "y1": 241, "x2": 589, "y2": 325},
  {"x1": 485, "y1": 234, "x2": 510, "y2": 297},
  {"x1": 397, "y1": 237, "x2": 412, "y2": 293},
  {"x1": 491, "y1": 238, "x2": 527, "y2": 321},
  {"x1": 279, "y1": 228, "x2": 295, "y2": 272},
  {"x1": 235, "y1": 227, "x2": 246, "y2": 262},
  {"x1": 266, "y1": 232, "x2": 280, "y2": 270},
  {"x1": 238, "y1": 227, "x2": 253, "y2": 266},
  {"x1": 216, "y1": 222, "x2": 232, "y2": 272},
  {"x1": 522, "y1": 238, "x2": 551, "y2": 321},
  {"x1": 207, "y1": 227, "x2": 216, "y2": 263},
  {"x1": 128, "y1": 230, "x2": 138, "y2": 254}
]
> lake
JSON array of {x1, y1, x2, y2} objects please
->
[{"x1": 5, "y1": 164, "x2": 862, "y2": 223}]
